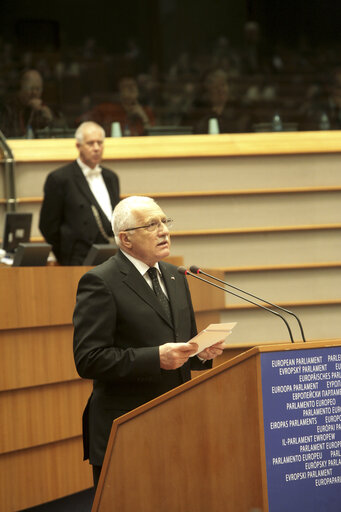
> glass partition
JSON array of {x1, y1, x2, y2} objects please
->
[{"x1": 1, "y1": 0, "x2": 340, "y2": 139}]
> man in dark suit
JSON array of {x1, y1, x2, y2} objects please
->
[
  {"x1": 73, "y1": 196, "x2": 225, "y2": 488},
  {"x1": 39, "y1": 121, "x2": 120, "y2": 265}
]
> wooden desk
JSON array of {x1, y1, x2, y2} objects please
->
[{"x1": 0, "y1": 266, "x2": 93, "y2": 511}]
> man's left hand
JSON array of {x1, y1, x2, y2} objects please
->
[{"x1": 198, "y1": 341, "x2": 225, "y2": 361}]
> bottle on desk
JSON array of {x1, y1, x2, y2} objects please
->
[
  {"x1": 319, "y1": 112, "x2": 331, "y2": 130},
  {"x1": 271, "y1": 113, "x2": 283, "y2": 132}
]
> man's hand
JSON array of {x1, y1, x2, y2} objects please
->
[
  {"x1": 28, "y1": 98, "x2": 43, "y2": 110},
  {"x1": 126, "y1": 102, "x2": 150, "y2": 125},
  {"x1": 197, "y1": 340, "x2": 225, "y2": 361},
  {"x1": 159, "y1": 342, "x2": 198, "y2": 370},
  {"x1": 28, "y1": 99, "x2": 53, "y2": 121}
]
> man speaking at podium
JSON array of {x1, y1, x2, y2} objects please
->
[{"x1": 73, "y1": 196, "x2": 224, "y2": 488}]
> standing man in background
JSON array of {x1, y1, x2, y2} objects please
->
[
  {"x1": 73, "y1": 196, "x2": 225, "y2": 488},
  {"x1": 39, "y1": 121, "x2": 120, "y2": 265}
]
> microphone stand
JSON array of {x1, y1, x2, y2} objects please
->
[
  {"x1": 190, "y1": 265, "x2": 306, "y2": 342},
  {"x1": 0, "y1": 130, "x2": 16, "y2": 212},
  {"x1": 178, "y1": 266, "x2": 295, "y2": 343}
]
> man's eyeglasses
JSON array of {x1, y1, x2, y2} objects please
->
[{"x1": 122, "y1": 218, "x2": 173, "y2": 233}]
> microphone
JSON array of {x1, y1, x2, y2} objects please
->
[
  {"x1": 178, "y1": 266, "x2": 295, "y2": 343},
  {"x1": 189, "y1": 265, "x2": 306, "y2": 343}
]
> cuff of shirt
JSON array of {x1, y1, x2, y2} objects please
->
[{"x1": 197, "y1": 355, "x2": 207, "y2": 363}]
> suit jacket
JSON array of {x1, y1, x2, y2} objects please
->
[
  {"x1": 39, "y1": 160, "x2": 120, "y2": 265},
  {"x1": 73, "y1": 250, "x2": 211, "y2": 465}
]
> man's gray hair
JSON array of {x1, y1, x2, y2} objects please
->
[
  {"x1": 75, "y1": 121, "x2": 105, "y2": 143},
  {"x1": 112, "y1": 196, "x2": 158, "y2": 246}
]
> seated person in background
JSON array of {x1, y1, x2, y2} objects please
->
[
  {"x1": 0, "y1": 69, "x2": 54, "y2": 138},
  {"x1": 39, "y1": 122, "x2": 120, "y2": 265},
  {"x1": 83, "y1": 76, "x2": 155, "y2": 136},
  {"x1": 299, "y1": 67, "x2": 341, "y2": 131},
  {"x1": 190, "y1": 69, "x2": 252, "y2": 134}
]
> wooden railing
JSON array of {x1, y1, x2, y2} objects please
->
[
  {"x1": 4, "y1": 184, "x2": 341, "y2": 206},
  {"x1": 6, "y1": 131, "x2": 341, "y2": 162}
]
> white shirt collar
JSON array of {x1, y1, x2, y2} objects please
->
[
  {"x1": 121, "y1": 250, "x2": 161, "y2": 276},
  {"x1": 77, "y1": 158, "x2": 101, "y2": 177}
]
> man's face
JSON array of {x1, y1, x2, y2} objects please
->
[
  {"x1": 208, "y1": 76, "x2": 229, "y2": 106},
  {"x1": 20, "y1": 72, "x2": 43, "y2": 105},
  {"x1": 77, "y1": 126, "x2": 104, "y2": 169},
  {"x1": 124, "y1": 204, "x2": 171, "y2": 267},
  {"x1": 119, "y1": 78, "x2": 138, "y2": 105}
]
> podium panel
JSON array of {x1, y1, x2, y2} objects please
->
[
  {"x1": 93, "y1": 339, "x2": 341, "y2": 512},
  {"x1": 93, "y1": 347, "x2": 267, "y2": 512},
  {"x1": 261, "y1": 343, "x2": 341, "y2": 511}
]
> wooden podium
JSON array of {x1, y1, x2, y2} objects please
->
[{"x1": 92, "y1": 339, "x2": 341, "y2": 512}]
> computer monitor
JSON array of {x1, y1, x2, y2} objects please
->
[
  {"x1": 83, "y1": 244, "x2": 117, "y2": 266},
  {"x1": 2, "y1": 212, "x2": 32, "y2": 254},
  {"x1": 12, "y1": 243, "x2": 51, "y2": 267}
]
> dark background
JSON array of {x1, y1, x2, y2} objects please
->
[
  {"x1": 1, "y1": 0, "x2": 341, "y2": 133},
  {"x1": 2, "y1": 0, "x2": 340, "y2": 69}
]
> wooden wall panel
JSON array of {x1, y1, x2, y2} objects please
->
[
  {"x1": 220, "y1": 303, "x2": 341, "y2": 344},
  {"x1": 194, "y1": 311, "x2": 222, "y2": 333},
  {"x1": 220, "y1": 267, "x2": 341, "y2": 306},
  {"x1": 170, "y1": 229, "x2": 341, "y2": 268},
  {"x1": 0, "y1": 267, "x2": 94, "y2": 511},
  {"x1": 158, "y1": 191, "x2": 341, "y2": 230},
  {"x1": 0, "y1": 266, "x2": 89, "y2": 330},
  {"x1": 0, "y1": 379, "x2": 91, "y2": 454},
  {"x1": 0, "y1": 325, "x2": 78, "y2": 391},
  {"x1": 187, "y1": 269, "x2": 225, "y2": 312},
  {"x1": 0, "y1": 437, "x2": 92, "y2": 512}
]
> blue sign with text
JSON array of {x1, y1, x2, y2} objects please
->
[{"x1": 261, "y1": 346, "x2": 341, "y2": 512}]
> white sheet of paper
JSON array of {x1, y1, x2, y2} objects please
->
[{"x1": 188, "y1": 322, "x2": 237, "y2": 356}]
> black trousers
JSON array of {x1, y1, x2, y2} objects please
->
[{"x1": 92, "y1": 465, "x2": 102, "y2": 490}]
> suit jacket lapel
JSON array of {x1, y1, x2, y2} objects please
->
[
  {"x1": 72, "y1": 161, "x2": 95, "y2": 205},
  {"x1": 117, "y1": 252, "x2": 174, "y2": 327}
]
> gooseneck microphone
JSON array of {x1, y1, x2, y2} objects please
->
[
  {"x1": 189, "y1": 265, "x2": 306, "y2": 343},
  {"x1": 178, "y1": 266, "x2": 295, "y2": 343}
]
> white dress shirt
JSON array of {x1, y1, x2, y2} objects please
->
[
  {"x1": 121, "y1": 250, "x2": 169, "y2": 297},
  {"x1": 77, "y1": 158, "x2": 112, "y2": 221}
]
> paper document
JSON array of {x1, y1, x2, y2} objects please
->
[{"x1": 188, "y1": 322, "x2": 237, "y2": 356}]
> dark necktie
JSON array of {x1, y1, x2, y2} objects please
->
[{"x1": 147, "y1": 267, "x2": 172, "y2": 324}]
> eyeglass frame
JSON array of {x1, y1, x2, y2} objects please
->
[{"x1": 121, "y1": 217, "x2": 173, "y2": 233}]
